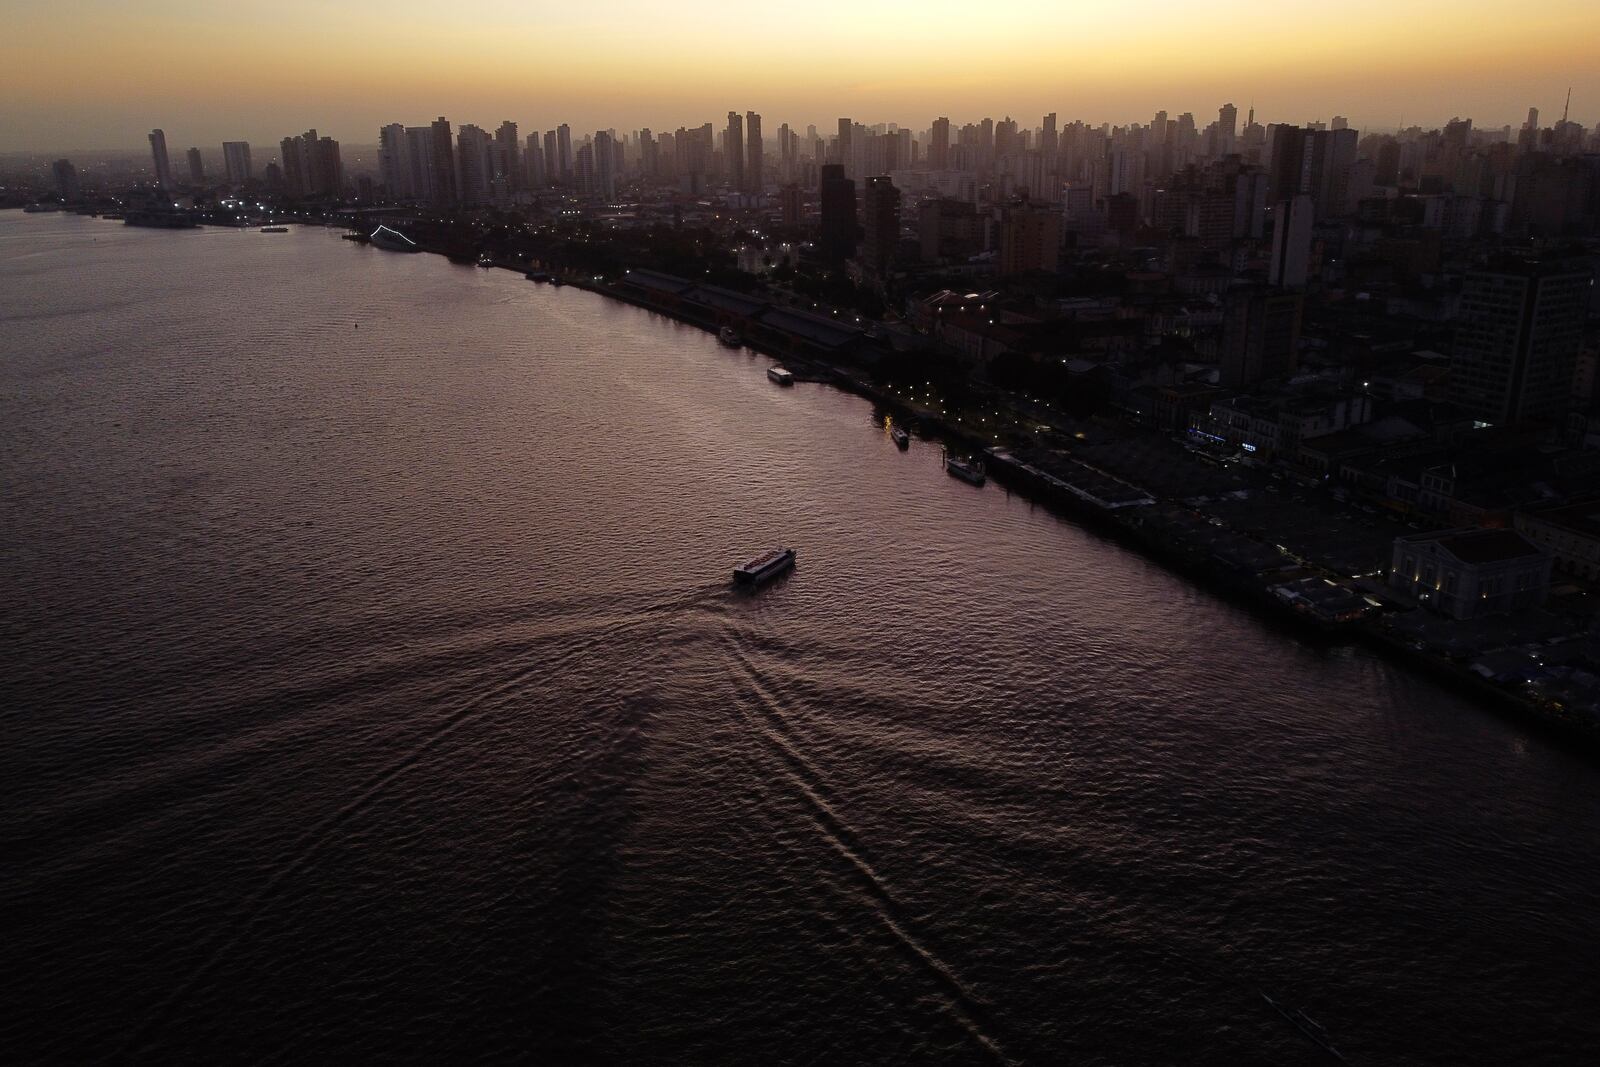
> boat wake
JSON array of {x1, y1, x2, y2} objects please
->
[
  {"x1": 115, "y1": 582, "x2": 730, "y2": 1057},
  {"x1": 718, "y1": 634, "x2": 1015, "y2": 1065}
]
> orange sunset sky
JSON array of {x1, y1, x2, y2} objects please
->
[{"x1": 3, "y1": 0, "x2": 1597, "y2": 150}]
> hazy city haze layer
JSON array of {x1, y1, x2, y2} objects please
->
[{"x1": 2, "y1": 0, "x2": 1598, "y2": 150}]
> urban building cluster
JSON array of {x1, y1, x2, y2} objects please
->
[{"x1": 13, "y1": 97, "x2": 1600, "y2": 732}]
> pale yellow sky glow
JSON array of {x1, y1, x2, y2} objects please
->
[{"x1": 2, "y1": 0, "x2": 1597, "y2": 150}]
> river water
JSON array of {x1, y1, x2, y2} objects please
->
[{"x1": 4, "y1": 213, "x2": 1598, "y2": 1065}]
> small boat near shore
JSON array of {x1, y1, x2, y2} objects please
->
[
  {"x1": 718, "y1": 326, "x2": 743, "y2": 347},
  {"x1": 260, "y1": 225, "x2": 288, "y2": 233},
  {"x1": 767, "y1": 366, "x2": 795, "y2": 386},
  {"x1": 891, "y1": 426, "x2": 910, "y2": 449},
  {"x1": 734, "y1": 547, "x2": 797, "y2": 586},
  {"x1": 945, "y1": 454, "x2": 986, "y2": 486}
]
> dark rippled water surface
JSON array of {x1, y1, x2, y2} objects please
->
[{"x1": 4, "y1": 213, "x2": 1599, "y2": 1064}]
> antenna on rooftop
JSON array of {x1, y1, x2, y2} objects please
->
[{"x1": 1562, "y1": 87, "x2": 1571, "y2": 124}]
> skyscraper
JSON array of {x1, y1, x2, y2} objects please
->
[
  {"x1": 1519, "y1": 107, "x2": 1542, "y2": 152},
  {"x1": 557, "y1": 124, "x2": 573, "y2": 185},
  {"x1": 186, "y1": 147, "x2": 204, "y2": 184},
  {"x1": 860, "y1": 175, "x2": 900, "y2": 276},
  {"x1": 222, "y1": 141, "x2": 253, "y2": 184},
  {"x1": 379, "y1": 124, "x2": 409, "y2": 197},
  {"x1": 594, "y1": 130, "x2": 616, "y2": 200},
  {"x1": 573, "y1": 143, "x2": 596, "y2": 198},
  {"x1": 994, "y1": 116, "x2": 1018, "y2": 164},
  {"x1": 279, "y1": 135, "x2": 304, "y2": 195},
  {"x1": 639, "y1": 128, "x2": 659, "y2": 178},
  {"x1": 543, "y1": 130, "x2": 558, "y2": 186},
  {"x1": 405, "y1": 127, "x2": 436, "y2": 201},
  {"x1": 1450, "y1": 257, "x2": 1592, "y2": 425},
  {"x1": 1268, "y1": 194, "x2": 1313, "y2": 287},
  {"x1": 310, "y1": 132, "x2": 343, "y2": 197},
  {"x1": 998, "y1": 203, "x2": 1060, "y2": 276},
  {"x1": 818, "y1": 163, "x2": 858, "y2": 262},
  {"x1": 52, "y1": 159, "x2": 79, "y2": 201},
  {"x1": 431, "y1": 117, "x2": 458, "y2": 206},
  {"x1": 1218, "y1": 103, "x2": 1238, "y2": 154},
  {"x1": 725, "y1": 111, "x2": 744, "y2": 190},
  {"x1": 1221, "y1": 287, "x2": 1302, "y2": 387},
  {"x1": 676, "y1": 123, "x2": 713, "y2": 194},
  {"x1": 745, "y1": 111, "x2": 763, "y2": 193},
  {"x1": 930, "y1": 117, "x2": 950, "y2": 170},
  {"x1": 148, "y1": 128, "x2": 173, "y2": 188},
  {"x1": 456, "y1": 124, "x2": 492, "y2": 206},
  {"x1": 778, "y1": 122, "x2": 794, "y2": 182},
  {"x1": 919, "y1": 199, "x2": 983, "y2": 262},
  {"x1": 279, "y1": 129, "x2": 342, "y2": 198},
  {"x1": 525, "y1": 134, "x2": 546, "y2": 187},
  {"x1": 1268, "y1": 125, "x2": 1357, "y2": 217},
  {"x1": 1040, "y1": 113, "x2": 1058, "y2": 161},
  {"x1": 779, "y1": 183, "x2": 803, "y2": 227},
  {"x1": 1105, "y1": 147, "x2": 1137, "y2": 196},
  {"x1": 494, "y1": 121, "x2": 521, "y2": 193}
]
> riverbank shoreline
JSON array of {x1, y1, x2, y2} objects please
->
[
  {"x1": 340, "y1": 227, "x2": 1600, "y2": 753},
  {"x1": 549, "y1": 264, "x2": 1600, "y2": 752}
]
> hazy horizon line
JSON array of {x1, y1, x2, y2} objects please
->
[{"x1": 6, "y1": 107, "x2": 1591, "y2": 160}]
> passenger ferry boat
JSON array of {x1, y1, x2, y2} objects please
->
[
  {"x1": 718, "y1": 326, "x2": 743, "y2": 347},
  {"x1": 891, "y1": 426, "x2": 910, "y2": 449},
  {"x1": 734, "y1": 548, "x2": 796, "y2": 585},
  {"x1": 944, "y1": 454, "x2": 986, "y2": 486},
  {"x1": 767, "y1": 366, "x2": 795, "y2": 386}
]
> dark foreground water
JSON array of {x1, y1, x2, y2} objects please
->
[{"x1": 3, "y1": 213, "x2": 1598, "y2": 1065}]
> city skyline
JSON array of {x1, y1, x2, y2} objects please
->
[
  {"x1": 15, "y1": 97, "x2": 1600, "y2": 171},
  {"x1": 3, "y1": 0, "x2": 1599, "y2": 151}
]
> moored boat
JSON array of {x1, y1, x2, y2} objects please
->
[
  {"x1": 891, "y1": 426, "x2": 910, "y2": 449},
  {"x1": 767, "y1": 366, "x2": 795, "y2": 386},
  {"x1": 945, "y1": 454, "x2": 986, "y2": 486},
  {"x1": 260, "y1": 225, "x2": 288, "y2": 233},
  {"x1": 369, "y1": 224, "x2": 419, "y2": 252},
  {"x1": 718, "y1": 326, "x2": 743, "y2": 347},
  {"x1": 734, "y1": 547, "x2": 797, "y2": 586}
]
